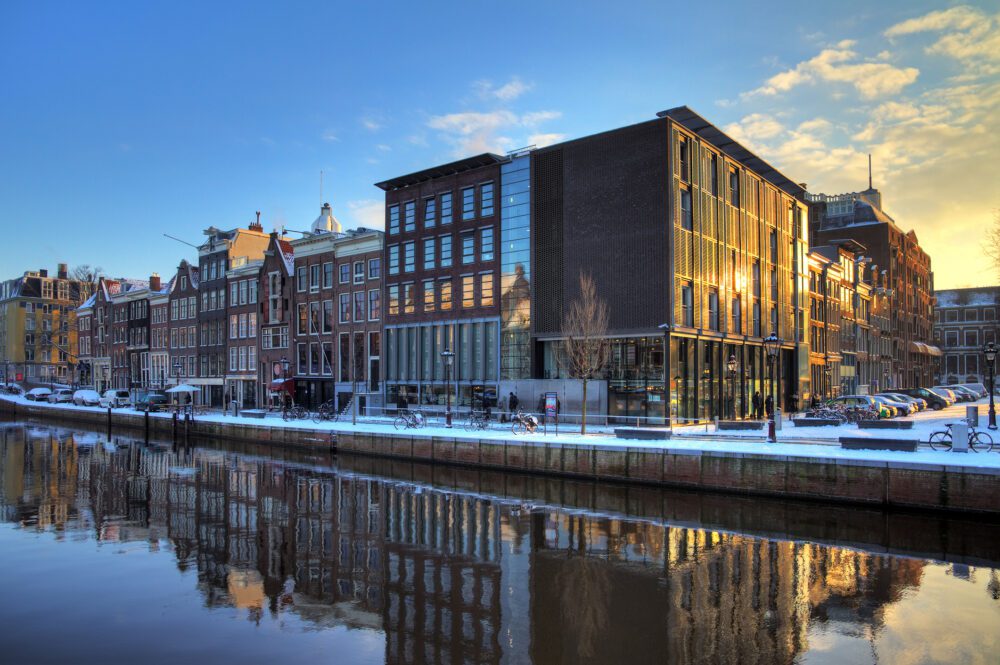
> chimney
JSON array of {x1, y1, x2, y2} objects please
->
[
  {"x1": 57, "y1": 263, "x2": 68, "y2": 279},
  {"x1": 149, "y1": 273, "x2": 161, "y2": 292},
  {"x1": 249, "y1": 210, "x2": 263, "y2": 233},
  {"x1": 39, "y1": 268, "x2": 48, "y2": 278}
]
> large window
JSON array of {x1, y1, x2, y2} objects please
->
[
  {"x1": 681, "y1": 282, "x2": 693, "y2": 327},
  {"x1": 708, "y1": 289, "x2": 719, "y2": 331},
  {"x1": 388, "y1": 245, "x2": 400, "y2": 275},
  {"x1": 462, "y1": 187, "x2": 475, "y2": 220},
  {"x1": 296, "y1": 266, "x2": 307, "y2": 292},
  {"x1": 423, "y1": 237, "x2": 436, "y2": 270},
  {"x1": 323, "y1": 262, "x2": 333, "y2": 289},
  {"x1": 354, "y1": 261, "x2": 364, "y2": 284},
  {"x1": 480, "y1": 272, "x2": 494, "y2": 307},
  {"x1": 462, "y1": 276, "x2": 475, "y2": 308},
  {"x1": 680, "y1": 188, "x2": 692, "y2": 230},
  {"x1": 678, "y1": 136, "x2": 689, "y2": 182},
  {"x1": 440, "y1": 279, "x2": 452, "y2": 311},
  {"x1": 403, "y1": 283, "x2": 415, "y2": 314},
  {"x1": 729, "y1": 168, "x2": 740, "y2": 207},
  {"x1": 388, "y1": 285, "x2": 399, "y2": 316},
  {"x1": 310, "y1": 264, "x2": 320, "y2": 292},
  {"x1": 462, "y1": 233, "x2": 475, "y2": 264},
  {"x1": 297, "y1": 303, "x2": 307, "y2": 335},
  {"x1": 440, "y1": 235, "x2": 452, "y2": 267},
  {"x1": 388, "y1": 205, "x2": 400, "y2": 234},
  {"x1": 424, "y1": 197, "x2": 436, "y2": 228},
  {"x1": 354, "y1": 291, "x2": 365, "y2": 321},
  {"x1": 368, "y1": 257, "x2": 380, "y2": 279},
  {"x1": 480, "y1": 182, "x2": 494, "y2": 216},
  {"x1": 481, "y1": 227, "x2": 494, "y2": 262},
  {"x1": 732, "y1": 295, "x2": 742, "y2": 334},
  {"x1": 440, "y1": 192, "x2": 453, "y2": 224},
  {"x1": 423, "y1": 280, "x2": 435, "y2": 312},
  {"x1": 369, "y1": 289, "x2": 380, "y2": 320},
  {"x1": 403, "y1": 241, "x2": 415, "y2": 273},
  {"x1": 404, "y1": 201, "x2": 415, "y2": 232}
]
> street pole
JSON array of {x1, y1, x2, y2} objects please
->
[
  {"x1": 441, "y1": 349, "x2": 455, "y2": 428},
  {"x1": 985, "y1": 342, "x2": 997, "y2": 430},
  {"x1": 764, "y1": 333, "x2": 780, "y2": 443}
]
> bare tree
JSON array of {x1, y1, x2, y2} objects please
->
[
  {"x1": 71, "y1": 264, "x2": 104, "y2": 283},
  {"x1": 984, "y1": 210, "x2": 1000, "y2": 279},
  {"x1": 559, "y1": 272, "x2": 610, "y2": 434}
]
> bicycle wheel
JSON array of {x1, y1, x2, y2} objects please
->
[
  {"x1": 512, "y1": 420, "x2": 524, "y2": 435},
  {"x1": 972, "y1": 431, "x2": 994, "y2": 453},
  {"x1": 394, "y1": 415, "x2": 407, "y2": 430},
  {"x1": 312, "y1": 408, "x2": 326, "y2": 424},
  {"x1": 928, "y1": 431, "x2": 952, "y2": 451}
]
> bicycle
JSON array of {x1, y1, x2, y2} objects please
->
[
  {"x1": 464, "y1": 410, "x2": 490, "y2": 432},
  {"x1": 394, "y1": 409, "x2": 426, "y2": 430},
  {"x1": 312, "y1": 399, "x2": 339, "y2": 423},
  {"x1": 511, "y1": 410, "x2": 538, "y2": 435},
  {"x1": 928, "y1": 422, "x2": 994, "y2": 452},
  {"x1": 282, "y1": 404, "x2": 309, "y2": 422}
]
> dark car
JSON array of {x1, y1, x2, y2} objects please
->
[
  {"x1": 896, "y1": 388, "x2": 948, "y2": 410},
  {"x1": 135, "y1": 392, "x2": 169, "y2": 412}
]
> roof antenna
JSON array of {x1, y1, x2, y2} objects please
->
[{"x1": 868, "y1": 154, "x2": 872, "y2": 190}]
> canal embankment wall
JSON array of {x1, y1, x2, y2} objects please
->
[{"x1": 5, "y1": 397, "x2": 1000, "y2": 515}]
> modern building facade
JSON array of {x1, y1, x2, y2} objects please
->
[
  {"x1": 806, "y1": 184, "x2": 938, "y2": 389},
  {"x1": 934, "y1": 287, "x2": 1000, "y2": 388}
]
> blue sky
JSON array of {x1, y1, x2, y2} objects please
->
[{"x1": 2, "y1": 1, "x2": 997, "y2": 288}]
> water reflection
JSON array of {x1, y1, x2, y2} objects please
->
[{"x1": 1, "y1": 422, "x2": 998, "y2": 664}]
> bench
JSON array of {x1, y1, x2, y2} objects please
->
[
  {"x1": 240, "y1": 409, "x2": 267, "y2": 420},
  {"x1": 857, "y1": 420, "x2": 914, "y2": 429},
  {"x1": 717, "y1": 420, "x2": 765, "y2": 431},
  {"x1": 614, "y1": 428, "x2": 672, "y2": 440},
  {"x1": 839, "y1": 437, "x2": 918, "y2": 452},
  {"x1": 793, "y1": 418, "x2": 842, "y2": 427}
]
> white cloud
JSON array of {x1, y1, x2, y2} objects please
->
[
  {"x1": 884, "y1": 6, "x2": 983, "y2": 37},
  {"x1": 361, "y1": 116, "x2": 382, "y2": 132},
  {"x1": 375, "y1": 144, "x2": 391, "y2": 152},
  {"x1": 474, "y1": 76, "x2": 532, "y2": 102},
  {"x1": 745, "y1": 42, "x2": 919, "y2": 99},
  {"x1": 427, "y1": 109, "x2": 562, "y2": 156},
  {"x1": 345, "y1": 199, "x2": 385, "y2": 230},
  {"x1": 321, "y1": 131, "x2": 339, "y2": 142},
  {"x1": 884, "y1": 6, "x2": 1000, "y2": 78},
  {"x1": 527, "y1": 133, "x2": 566, "y2": 148}
]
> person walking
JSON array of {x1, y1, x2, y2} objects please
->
[
  {"x1": 752, "y1": 391, "x2": 763, "y2": 419},
  {"x1": 764, "y1": 393, "x2": 774, "y2": 419},
  {"x1": 509, "y1": 392, "x2": 519, "y2": 416},
  {"x1": 498, "y1": 394, "x2": 508, "y2": 423}
]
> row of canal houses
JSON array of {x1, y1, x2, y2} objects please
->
[{"x1": 76, "y1": 211, "x2": 384, "y2": 412}]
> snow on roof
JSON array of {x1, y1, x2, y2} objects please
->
[
  {"x1": 77, "y1": 292, "x2": 98, "y2": 310},
  {"x1": 278, "y1": 238, "x2": 295, "y2": 276},
  {"x1": 936, "y1": 288, "x2": 1000, "y2": 308}
]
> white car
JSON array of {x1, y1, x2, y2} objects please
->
[
  {"x1": 73, "y1": 389, "x2": 102, "y2": 406},
  {"x1": 99, "y1": 389, "x2": 132, "y2": 408},
  {"x1": 25, "y1": 387, "x2": 53, "y2": 402},
  {"x1": 47, "y1": 388, "x2": 75, "y2": 404}
]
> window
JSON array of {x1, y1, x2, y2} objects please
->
[
  {"x1": 423, "y1": 237, "x2": 436, "y2": 270},
  {"x1": 986, "y1": 308, "x2": 996, "y2": 322},
  {"x1": 388, "y1": 245, "x2": 400, "y2": 275},
  {"x1": 294, "y1": 266, "x2": 305, "y2": 292},
  {"x1": 403, "y1": 201, "x2": 415, "y2": 232},
  {"x1": 966, "y1": 309, "x2": 979, "y2": 321},
  {"x1": 368, "y1": 289, "x2": 380, "y2": 320},
  {"x1": 770, "y1": 270, "x2": 778, "y2": 301},
  {"x1": 424, "y1": 197, "x2": 436, "y2": 228},
  {"x1": 230, "y1": 314, "x2": 238, "y2": 339},
  {"x1": 388, "y1": 285, "x2": 399, "y2": 316},
  {"x1": 339, "y1": 263, "x2": 350, "y2": 283},
  {"x1": 440, "y1": 235, "x2": 452, "y2": 267},
  {"x1": 230, "y1": 347, "x2": 238, "y2": 372},
  {"x1": 729, "y1": 168, "x2": 740, "y2": 207},
  {"x1": 770, "y1": 306, "x2": 778, "y2": 336},
  {"x1": 352, "y1": 261, "x2": 364, "y2": 284},
  {"x1": 945, "y1": 310, "x2": 958, "y2": 322},
  {"x1": 267, "y1": 273, "x2": 281, "y2": 324},
  {"x1": 752, "y1": 261, "x2": 761, "y2": 297},
  {"x1": 709, "y1": 153, "x2": 718, "y2": 195},
  {"x1": 752, "y1": 301, "x2": 761, "y2": 337},
  {"x1": 965, "y1": 330, "x2": 979, "y2": 347},
  {"x1": 440, "y1": 192, "x2": 453, "y2": 224},
  {"x1": 462, "y1": 233, "x2": 475, "y2": 264},
  {"x1": 440, "y1": 279, "x2": 453, "y2": 310},
  {"x1": 480, "y1": 272, "x2": 494, "y2": 307},
  {"x1": 388, "y1": 205, "x2": 400, "y2": 234},
  {"x1": 249, "y1": 281, "x2": 257, "y2": 304},
  {"x1": 678, "y1": 136, "x2": 689, "y2": 182},
  {"x1": 354, "y1": 291, "x2": 365, "y2": 321},
  {"x1": 297, "y1": 303, "x2": 307, "y2": 335},
  {"x1": 769, "y1": 231, "x2": 777, "y2": 263},
  {"x1": 323, "y1": 262, "x2": 333, "y2": 289},
  {"x1": 297, "y1": 343, "x2": 307, "y2": 374},
  {"x1": 310, "y1": 264, "x2": 320, "y2": 292},
  {"x1": 481, "y1": 227, "x2": 494, "y2": 262},
  {"x1": 403, "y1": 283, "x2": 415, "y2": 314},
  {"x1": 462, "y1": 187, "x2": 475, "y2": 220},
  {"x1": 480, "y1": 181, "x2": 494, "y2": 216},
  {"x1": 181, "y1": 276, "x2": 187, "y2": 290},
  {"x1": 248, "y1": 312, "x2": 257, "y2": 337},
  {"x1": 228, "y1": 284, "x2": 237, "y2": 307},
  {"x1": 462, "y1": 276, "x2": 475, "y2": 308},
  {"x1": 680, "y1": 188, "x2": 692, "y2": 230},
  {"x1": 368, "y1": 258, "x2": 380, "y2": 279},
  {"x1": 423, "y1": 280, "x2": 436, "y2": 312},
  {"x1": 239, "y1": 346, "x2": 247, "y2": 372},
  {"x1": 708, "y1": 289, "x2": 719, "y2": 331},
  {"x1": 403, "y1": 241, "x2": 415, "y2": 272},
  {"x1": 308, "y1": 302, "x2": 319, "y2": 334},
  {"x1": 339, "y1": 293, "x2": 350, "y2": 323},
  {"x1": 732, "y1": 295, "x2": 742, "y2": 334},
  {"x1": 239, "y1": 280, "x2": 248, "y2": 305},
  {"x1": 322, "y1": 300, "x2": 333, "y2": 333},
  {"x1": 681, "y1": 282, "x2": 693, "y2": 327}
]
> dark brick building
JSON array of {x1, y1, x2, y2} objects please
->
[
  {"x1": 258, "y1": 232, "x2": 295, "y2": 408},
  {"x1": 167, "y1": 260, "x2": 200, "y2": 390},
  {"x1": 934, "y1": 287, "x2": 1000, "y2": 388}
]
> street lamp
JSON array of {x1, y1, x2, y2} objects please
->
[
  {"x1": 984, "y1": 342, "x2": 997, "y2": 430},
  {"x1": 441, "y1": 349, "x2": 455, "y2": 428},
  {"x1": 172, "y1": 358, "x2": 182, "y2": 384},
  {"x1": 763, "y1": 332, "x2": 781, "y2": 443},
  {"x1": 726, "y1": 354, "x2": 738, "y2": 420}
]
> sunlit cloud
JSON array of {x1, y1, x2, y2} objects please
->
[{"x1": 474, "y1": 76, "x2": 532, "y2": 102}]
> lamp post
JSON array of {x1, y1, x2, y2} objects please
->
[
  {"x1": 658, "y1": 323, "x2": 671, "y2": 426},
  {"x1": 172, "y1": 359, "x2": 182, "y2": 385},
  {"x1": 727, "y1": 354, "x2": 738, "y2": 420},
  {"x1": 441, "y1": 349, "x2": 455, "y2": 428},
  {"x1": 764, "y1": 332, "x2": 781, "y2": 443},
  {"x1": 984, "y1": 342, "x2": 997, "y2": 430}
]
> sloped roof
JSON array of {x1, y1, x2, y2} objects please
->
[{"x1": 278, "y1": 238, "x2": 294, "y2": 276}]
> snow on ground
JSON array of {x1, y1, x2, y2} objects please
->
[{"x1": 5, "y1": 394, "x2": 1000, "y2": 469}]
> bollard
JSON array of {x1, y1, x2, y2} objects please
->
[
  {"x1": 144, "y1": 410, "x2": 150, "y2": 442},
  {"x1": 106, "y1": 407, "x2": 112, "y2": 437},
  {"x1": 952, "y1": 422, "x2": 970, "y2": 453},
  {"x1": 172, "y1": 412, "x2": 178, "y2": 441}
]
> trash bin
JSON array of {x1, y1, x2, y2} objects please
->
[
  {"x1": 966, "y1": 405, "x2": 979, "y2": 427},
  {"x1": 775, "y1": 407, "x2": 782, "y2": 431},
  {"x1": 231, "y1": 400, "x2": 240, "y2": 418}
]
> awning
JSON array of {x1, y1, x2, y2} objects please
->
[
  {"x1": 925, "y1": 345, "x2": 943, "y2": 357},
  {"x1": 268, "y1": 378, "x2": 295, "y2": 394},
  {"x1": 909, "y1": 341, "x2": 928, "y2": 354}
]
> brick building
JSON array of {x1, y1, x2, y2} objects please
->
[
  {"x1": 806, "y1": 184, "x2": 938, "y2": 389},
  {"x1": 148, "y1": 274, "x2": 171, "y2": 390},
  {"x1": 167, "y1": 260, "x2": 200, "y2": 390},
  {"x1": 934, "y1": 287, "x2": 1000, "y2": 388},
  {"x1": 224, "y1": 260, "x2": 261, "y2": 409},
  {"x1": 258, "y1": 232, "x2": 295, "y2": 408}
]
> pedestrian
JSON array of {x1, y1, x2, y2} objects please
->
[
  {"x1": 764, "y1": 394, "x2": 774, "y2": 419},
  {"x1": 752, "y1": 391, "x2": 763, "y2": 419},
  {"x1": 498, "y1": 394, "x2": 508, "y2": 423},
  {"x1": 509, "y1": 391, "x2": 519, "y2": 415},
  {"x1": 810, "y1": 393, "x2": 819, "y2": 409},
  {"x1": 790, "y1": 393, "x2": 799, "y2": 414}
]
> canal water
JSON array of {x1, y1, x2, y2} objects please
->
[{"x1": 2, "y1": 419, "x2": 999, "y2": 665}]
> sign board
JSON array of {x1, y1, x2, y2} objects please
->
[
  {"x1": 16, "y1": 373, "x2": 23, "y2": 381},
  {"x1": 545, "y1": 392, "x2": 558, "y2": 418}
]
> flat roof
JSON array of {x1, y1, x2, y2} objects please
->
[
  {"x1": 375, "y1": 153, "x2": 505, "y2": 191},
  {"x1": 658, "y1": 106, "x2": 806, "y2": 198}
]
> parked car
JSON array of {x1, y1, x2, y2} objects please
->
[
  {"x1": 99, "y1": 389, "x2": 132, "y2": 408},
  {"x1": 73, "y1": 389, "x2": 102, "y2": 406},
  {"x1": 896, "y1": 388, "x2": 949, "y2": 410},
  {"x1": 953, "y1": 383, "x2": 988, "y2": 398},
  {"x1": 47, "y1": 388, "x2": 75, "y2": 404},
  {"x1": 25, "y1": 387, "x2": 53, "y2": 402},
  {"x1": 825, "y1": 395, "x2": 890, "y2": 418},
  {"x1": 943, "y1": 385, "x2": 980, "y2": 401},
  {"x1": 873, "y1": 394, "x2": 913, "y2": 416},
  {"x1": 881, "y1": 392, "x2": 925, "y2": 411},
  {"x1": 135, "y1": 392, "x2": 169, "y2": 412},
  {"x1": 927, "y1": 387, "x2": 957, "y2": 405},
  {"x1": 935, "y1": 385, "x2": 970, "y2": 402}
]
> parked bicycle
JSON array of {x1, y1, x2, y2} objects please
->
[
  {"x1": 464, "y1": 410, "x2": 490, "y2": 432},
  {"x1": 511, "y1": 410, "x2": 538, "y2": 435},
  {"x1": 312, "y1": 399, "x2": 339, "y2": 423},
  {"x1": 394, "y1": 409, "x2": 426, "y2": 430},
  {"x1": 282, "y1": 404, "x2": 309, "y2": 421},
  {"x1": 928, "y1": 423, "x2": 994, "y2": 452}
]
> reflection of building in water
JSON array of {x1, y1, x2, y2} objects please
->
[
  {"x1": 0, "y1": 426, "x2": 933, "y2": 665},
  {"x1": 382, "y1": 485, "x2": 504, "y2": 664}
]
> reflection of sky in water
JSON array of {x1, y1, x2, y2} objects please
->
[{"x1": 1, "y1": 422, "x2": 999, "y2": 664}]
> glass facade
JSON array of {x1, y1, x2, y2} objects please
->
[{"x1": 500, "y1": 156, "x2": 531, "y2": 379}]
